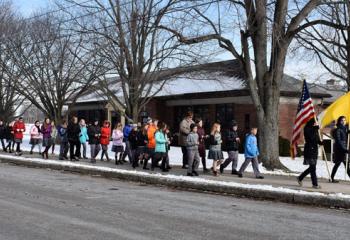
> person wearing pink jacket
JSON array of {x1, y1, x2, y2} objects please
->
[
  {"x1": 30, "y1": 121, "x2": 42, "y2": 154},
  {"x1": 112, "y1": 123, "x2": 124, "y2": 165}
]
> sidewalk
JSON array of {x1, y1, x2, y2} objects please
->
[{"x1": 1, "y1": 151, "x2": 350, "y2": 208}]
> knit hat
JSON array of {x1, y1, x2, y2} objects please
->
[{"x1": 231, "y1": 120, "x2": 238, "y2": 127}]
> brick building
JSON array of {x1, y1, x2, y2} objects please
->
[{"x1": 70, "y1": 60, "x2": 331, "y2": 144}]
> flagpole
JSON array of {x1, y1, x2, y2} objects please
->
[
  {"x1": 346, "y1": 119, "x2": 350, "y2": 180},
  {"x1": 314, "y1": 116, "x2": 332, "y2": 181}
]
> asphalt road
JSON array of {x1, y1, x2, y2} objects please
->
[{"x1": 0, "y1": 163, "x2": 349, "y2": 240}]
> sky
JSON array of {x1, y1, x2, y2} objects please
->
[{"x1": 14, "y1": 0, "x2": 330, "y2": 83}]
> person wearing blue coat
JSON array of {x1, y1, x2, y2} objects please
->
[
  {"x1": 121, "y1": 124, "x2": 133, "y2": 163},
  {"x1": 79, "y1": 119, "x2": 89, "y2": 159},
  {"x1": 237, "y1": 127, "x2": 264, "y2": 179}
]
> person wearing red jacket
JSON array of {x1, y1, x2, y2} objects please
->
[
  {"x1": 13, "y1": 117, "x2": 26, "y2": 156},
  {"x1": 100, "y1": 120, "x2": 111, "y2": 161}
]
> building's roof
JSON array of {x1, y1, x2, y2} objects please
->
[{"x1": 74, "y1": 60, "x2": 332, "y2": 104}]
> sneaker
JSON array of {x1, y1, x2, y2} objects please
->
[
  {"x1": 238, "y1": 173, "x2": 243, "y2": 178},
  {"x1": 329, "y1": 179, "x2": 339, "y2": 183},
  {"x1": 256, "y1": 176, "x2": 264, "y2": 179},
  {"x1": 192, "y1": 171, "x2": 199, "y2": 176},
  {"x1": 181, "y1": 165, "x2": 188, "y2": 169},
  {"x1": 187, "y1": 173, "x2": 193, "y2": 177},
  {"x1": 312, "y1": 185, "x2": 321, "y2": 189},
  {"x1": 297, "y1": 177, "x2": 303, "y2": 187},
  {"x1": 203, "y1": 168, "x2": 209, "y2": 173},
  {"x1": 219, "y1": 165, "x2": 224, "y2": 174},
  {"x1": 143, "y1": 167, "x2": 150, "y2": 170},
  {"x1": 231, "y1": 170, "x2": 238, "y2": 175}
]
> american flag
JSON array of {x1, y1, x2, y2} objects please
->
[{"x1": 290, "y1": 80, "x2": 316, "y2": 159}]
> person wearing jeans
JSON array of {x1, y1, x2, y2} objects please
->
[
  {"x1": 297, "y1": 118, "x2": 322, "y2": 189},
  {"x1": 179, "y1": 111, "x2": 194, "y2": 169},
  {"x1": 87, "y1": 120, "x2": 101, "y2": 163},
  {"x1": 186, "y1": 123, "x2": 200, "y2": 176},
  {"x1": 238, "y1": 127, "x2": 264, "y2": 179}
]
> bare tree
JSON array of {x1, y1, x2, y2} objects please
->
[
  {"x1": 296, "y1": 1, "x2": 350, "y2": 88},
  {"x1": 58, "y1": 0, "x2": 199, "y2": 123},
  {"x1": 5, "y1": 12, "x2": 105, "y2": 124},
  {"x1": 161, "y1": 0, "x2": 341, "y2": 169},
  {"x1": 0, "y1": 0, "x2": 26, "y2": 122}
]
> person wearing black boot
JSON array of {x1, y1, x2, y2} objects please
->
[
  {"x1": 88, "y1": 119, "x2": 101, "y2": 163},
  {"x1": 128, "y1": 125, "x2": 139, "y2": 168},
  {"x1": 297, "y1": 118, "x2": 322, "y2": 189},
  {"x1": 0, "y1": 120, "x2": 6, "y2": 151},
  {"x1": 196, "y1": 118, "x2": 208, "y2": 173},
  {"x1": 67, "y1": 116, "x2": 81, "y2": 161},
  {"x1": 100, "y1": 121, "x2": 111, "y2": 162},
  {"x1": 137, "y1": 124, "x2": 149, "y2": 169},
  {"x1": 330, "y1": 116, "x2": 350, "y2": 183},
  {"x1": 4, "y1": 122, "x2": 14, "y2": 153},
  {"x1": 220, "y1": 120, "x2": 240, "y2": 175},
  {"x1": 154, "y1": 122, "x2": 168, "y2": 172},
  {"x1": 111, "y1": 123, "x2": 124, "y2": 165}
]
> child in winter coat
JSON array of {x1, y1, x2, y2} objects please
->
[
  {"x1": 196, "y1": 118, "x2": 208, "y2": 172},
  {"x1": 58, "y1": 121, "x2": 69, "y2": 160},
  {"x1": 137, "y1": 124, "x2": 149, "y2": 168},
  {"x1": 4, "y1": 122, "x2": 14, "y2": 153},
  {"x1": 41, "y1": 118, "x2": 52, "y2": 159},
  {"x1": 153, "y1": 121, "x2": 168, "y2": 172},
  {"x1": 13, "y1": 117, "x2": 26, "y2": 156},
  {"x1": 0, "y1": 120, "x2": 6, "y2": 151},
  {"x1": 87, "y1": 120, "x2": 101, "y2": 163},
  {"x1": 112, "y1": 123, "x2": 124, "y2": 165},
  {"x1": 30, "y1": 121, "x2": 42, "y2": 154},
  {"x1": 208, "y1": 123, "x2": 223, "y2": 176},
  {"x1": 79, "y1": 119, "x2": 89, "y2": 159},
  {"x1": 143, "y1": 119, "x2": 158, "y2": 170},
  {"x1": 50, "y1": 121, "x2": 58, "y2": 155},
  {"x1": 220, "y1": 120, "x2": 240, "y2": 175},
  {"x1": 186, "y1": 123, "x2": 200, "y2": 176},
  {"x1": 238, "y1": 127, "x2": 264, "y2": 179},
  {"x1": 100, "y1": 121, "x2": 111, "y2": 161},
  {"x1": 128, "y1": 125, "x2": 139, "y2": 168}
]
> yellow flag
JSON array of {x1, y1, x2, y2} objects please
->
[{"x1": 318, "y1": 92, "x2": 350, "y2": 128}]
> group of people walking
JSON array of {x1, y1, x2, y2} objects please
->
[
  {"x1": 178, "y1": 111, "x2": 264, "y2": 178},
  {"x1": 0, "y1": 112, "x2": 265, "y2": 179}
]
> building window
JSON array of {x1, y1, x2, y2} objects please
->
[
  {"x1": 245, "y1": 114, "x2": 250, "y2": 130},
  {"x1": 216, "y1": 104, "x2": 233, "y2": 129}
]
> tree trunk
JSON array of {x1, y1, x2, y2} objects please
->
[
  {"x1": 131, "y1": 102, "x2": 139, "y2": 123},
  {"x1": 257, "y1": 110, "x2": 284, "y2": 170}
]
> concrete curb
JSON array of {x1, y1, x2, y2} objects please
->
[{"x1": 1, "y1": 156, "x2": 350, "y2": 209}]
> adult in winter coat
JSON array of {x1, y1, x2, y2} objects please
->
[
  {"x1": 238, "y1": 127, "x2": 264, "y2": 179},
  {"x1": 208, "y1": 123, "x2": 224, "y2": 176},
  {"x1": 12, "y1": 117, "x2": 26, "y2": 155},
  {"x1": 87, "y1": 120, "x2": 101, "y2": 163},
  {"x1": 121, "y1": 124, "x2": 133, "y2": 163},
  {"x1": 41, "y1": 118, "x2": 52, "y2": 159},
  {"x1": 220, "y1": 120, "x2": 240, "y2": 175},
  {"x1": 186, "y1": 123, "x2": 200, "y2": 176},
  {"x1": 58, "y1": 120, "x2": 69, "y2": 160},
  {"x1": 153, "y1": 121, "x2": 168, "y2": 171},
  {"x1": 67, "y1": 116, "x2": 81, "y2": 161},
  {"x1": 0, "y1": 120, "x2": 6, "y2": 151},
  {"x1": 179, "y1": 111, "x2": 194, "y2": 169},
  {"x1": 30, "y1": 121, "x2": 42, "y2": 154},
  {"x1": 112, "y1": 123, "x2": 124, "y2": 165},
  {"x1": 297, "y1": 118, "x2": 323, "y2": 188},
  {"x1": 330, "y1": 116, "x2": 350, "y2": 182},
  {"x1": 79, "y1": 119, "x2": 89, "y2": 159},
  {"x1": 196, "y1": 118, "x2": 208, "y2": 172},
  {"x1": 100, "y1": 121, "x2": 111, "y2": 161}
]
